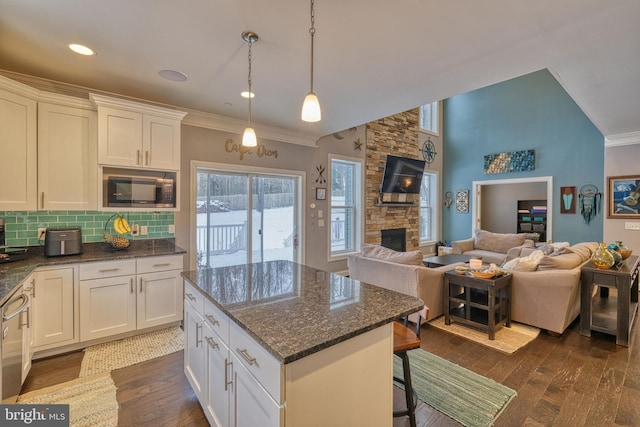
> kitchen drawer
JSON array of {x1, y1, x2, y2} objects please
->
[
  {"x1": 79, "y1": 259, "x2": 136, "y2": 280},
  {"x1": 204, "y1": 298, "x2": 230, "y2": 345},
  {"x1": 184, "y1": 280, "x2": 205, "y2": 315},
  {"x1": 137, "y1": 255, "x2": 183, "y2": 274},
  {"x1": 230, "y1": 320, "x2": 282, "y2": 403}
]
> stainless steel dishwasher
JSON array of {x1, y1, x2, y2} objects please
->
[{"x1": 1, "y1": 286, "x2": 29, "y2": 403}]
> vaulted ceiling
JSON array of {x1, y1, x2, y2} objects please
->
[{"x1": 1, "y1": 1, "x2": 638, "y2": 144}]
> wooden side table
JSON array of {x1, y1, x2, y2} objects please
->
[
  {"x1": 444, "y1": 271, "x2": 512, "y2": 340},
  {"x1": 580, "y1": 255, "x2": 639, "y2": 347}
]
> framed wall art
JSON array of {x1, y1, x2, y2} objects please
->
[
  {"x1": 608, "y1": 175, "x2": 640, "y2": 218},
  {"x1": 316, "y1": 187, "x2": 326, "y2": 200},
  {"x1": 560, "y1": 186, "x2": 576, "y2": 214},
  {"x1": 456, "y1": 189, "x2": 469, "y2": 213}
]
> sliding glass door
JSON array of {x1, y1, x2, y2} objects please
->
[{"x1": 195, "y1": 167, "x2": 300, "y2": 268}]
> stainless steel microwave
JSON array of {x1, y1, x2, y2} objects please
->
[{"x1": 105, "y1": 175, "x2": 176, "y2": 208}]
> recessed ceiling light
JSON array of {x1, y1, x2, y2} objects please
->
[
  {"x1": 68, "y1": 43, "x2": 95, "y2": 56},
  {"x1": 241, "y1": 91, "x2": 255, "y2": 98},
  {"x1": 158, "y1": 69, "x2": 189, "y2": 82}
]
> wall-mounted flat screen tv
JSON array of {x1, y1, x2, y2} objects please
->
[{"x1": 380, "y1": 155, "x2": 426, "y2": 194}]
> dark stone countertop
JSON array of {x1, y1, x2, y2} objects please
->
[
  {"x1": 181, "y1": 260, "x2": 424, "y2": 364},
  {"x1": 0, "y1": 239, "x2": 186, "y2": 304}
]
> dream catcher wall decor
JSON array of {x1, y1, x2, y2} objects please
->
[{"x1": 579, "y1": 184, "x2": 602, "y2": 224}]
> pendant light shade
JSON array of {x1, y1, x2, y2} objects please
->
[
  {"x1": 302, "y1": 91, "x2": 321, "y2": 122},
  {"x1": 301, "y1": 0, "x2": 321, "y2": 122},
  {"x1": 242, "y1": 126, "x2": 257, "y2": 147},
  {"x1": 242, "y1": 31, "x2": 259, "y2": 147}
]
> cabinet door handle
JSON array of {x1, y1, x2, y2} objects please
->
[
  {"x1": 140, "y1": 278, "x2": 145, "y2": 293},
  {"x1": 130, "y1": 277, "x2": 134, "y2": 294},
  {"x1": 195, "y1": 323, "x2": 202, "y2": 347},
  {"x1": 205, "y1": 336, "x2": 219, "y2": 350},
  {"x1": 205, "y1": 314, "x2": 220, "y2": 326},
  {"x1": 98, "y1": 268, "x2": 120, "y2": 273},
  {"x1": 225, "y1": 358, "x2": 233, "y2": 391},
  {"x1": 145, "y1": 150, "x2": 149, "y2": 166},
  {"x1": 137, "y1": 149, "x2": 142, "y2": 165},
  {"x1": 41, "y1": 192, "x2": 45, "y2": 209},
  {"x1": 236, "y1": 348, "x2": 258, "y2": 366},
  {"x1": 32, "y1": 280, "x2": 36, "y2": 298},
  {"x1": 185, "y1": 293, "x2": 196, "y2": 301},
  {"x1": 20, "y1": 306, "x2": 30, "y2": 329}
]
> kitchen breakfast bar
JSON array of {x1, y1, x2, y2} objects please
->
[{"x1": 181, "y1": 260, "x2": 424, "y2": 427}]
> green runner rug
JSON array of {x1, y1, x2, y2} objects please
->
[{"x1": 393, "y1": 349, "x2": 516, "y2": 427}]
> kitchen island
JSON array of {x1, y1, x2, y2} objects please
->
[{"x1": 182, "y1": 260, "x2": 424, "y2": 427}]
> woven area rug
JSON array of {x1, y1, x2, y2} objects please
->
[
  {"x1": 79, "y1": 326, "x2": 184, "y2": 377},
  {"x1": 429, "y1": 316, "x2": 540, "y2": 354},
  {"x1": 17, "y1": 372, "x2": 118, "y2": 427},
  {"x1": 394, "y1": 349, "x2": 516, "y2": 427}
]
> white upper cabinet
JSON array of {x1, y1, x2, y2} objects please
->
[
  {"x1": 37, "y1": 100, "x2": 97, "y2": 210},
  {"x1": 0, "y1": 78, "x2": 38, "y2": 211},
  {"x1": 90, "y1": 94, "x2": 186, "y2": 171}
]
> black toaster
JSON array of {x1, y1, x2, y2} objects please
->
[{"x1": 44, "y1": 227, "x2": 83, "y2": 257}]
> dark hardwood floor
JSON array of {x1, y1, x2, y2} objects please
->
[{"x1": 21, "y1": 315, "x2": 640, "y2": 426}]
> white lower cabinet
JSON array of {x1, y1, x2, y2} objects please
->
[
  {"x1": 185, "y1": 281, "x2": 283, "y2": 427},
  {"x1": 184, "y1": 298, "x2": 206, "y2": 400},
  {"x1": 79, "y1": 256, "x2": 183, "y2": 342},
  {"x1": 79, "y1": 274, "x2": 137, "y2": 341},
  {"x1": 32, "y1": 267, "x2": 77, "y2": 350},
  {"x1": 137, "y1": 270, "x2": 183, "y2": 329}
]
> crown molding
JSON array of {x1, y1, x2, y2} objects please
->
[
  {"x1": 181, "y1": 109, "x2": 319, "y2": 148},
  {"x1": 1, "y1": 69, "x2": 320, "y2": 148},
  {"x1": 605, "y1": 131, "x2": 640, "y2": 147}
]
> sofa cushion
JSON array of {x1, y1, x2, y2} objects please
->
[
  {"x1": 566, "y1": 242, "x2": 597, "y2": 260},
  {"x1": 537, "y1": 252, "x2": 584, "y2": 270},
  {"x1": 361, "y1": 244, "x2": 424, "y2": 266},
  {"x1": 474, "y1": 229, "x2": 527, "y2": 254}
]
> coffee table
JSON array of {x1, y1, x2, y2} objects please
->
[
  {"x1": 423, "y1": 254, "x2": 473, "y2": 268},
  {"x1": 443, "y1": 270, "x2": 512, "y2": 340}
]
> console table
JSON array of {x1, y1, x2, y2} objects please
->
[
  {"x1": 444, "y1": 271, "x2": 512, "y2": 340},
  {"x1": 580, "y1": 255, "x2": 639, "y2": 347}
]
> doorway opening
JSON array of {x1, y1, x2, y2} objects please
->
[{"x1": 472, "y1": 176, "x2": 553, "y2": 240}]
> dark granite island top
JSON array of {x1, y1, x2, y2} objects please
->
[
  {"x1": 0, "y1": 239, "x2": 186, "y2": 304},
  {"x1": 181, "y1": 260, "x2": 424, "y2": 364}
]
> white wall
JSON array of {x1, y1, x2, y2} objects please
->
[{"x1": 604, "y1": 143, "x2": 640, "y2": 253}]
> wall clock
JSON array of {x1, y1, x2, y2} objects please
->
[{"x1": 421, "y1": 138, "x2": 437, "y2": 165}]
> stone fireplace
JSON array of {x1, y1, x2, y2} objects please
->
[
  {"x1": 381, "y1": 228, "x2": 406, "y2": 252},
  {"x1": 365, "y1": 108, "x2": 421, "y2": 250}
]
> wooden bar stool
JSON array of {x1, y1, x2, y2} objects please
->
[{"x1": 393, "y1": 306, "x2": 428, "y2": 427}]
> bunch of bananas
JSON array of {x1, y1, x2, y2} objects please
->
[
  {"x1": 113, "y1": 215, "x2": 132, "y2": 235},
  {"x1": 103, "y1": 214, "x2": 131, "y2": 250}
]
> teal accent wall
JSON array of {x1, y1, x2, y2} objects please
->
[
  {"x1": 442, "y1": 69, "x2": 604, "y2": 244},
  {"x1": 1, "y1": 211, "x2": 174, "y2": 247}
]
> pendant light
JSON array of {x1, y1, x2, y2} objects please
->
[
  {"x1": 242, "y1": 31, "x2": 258, "y2": 147},
  {"x1": 301, "y1": 0, "x2": 321, "y2": 122}
]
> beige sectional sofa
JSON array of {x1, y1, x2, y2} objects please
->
[
  {"x1": 347, "y1": 244, "x2": 463, "y2": 322},
  {"x1": 451, "y1": 229, "x2": 536, "y2": 264},
  {"x1": 348, "y1": 241, "x2": 598, "y2": 335},
  {"x1": 503, "y1": 241, "x2": 598, "y2": 334}
]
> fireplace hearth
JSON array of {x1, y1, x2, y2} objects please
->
[{"x1": 381, "y1": 228, "x2": 406, "y2": 252}]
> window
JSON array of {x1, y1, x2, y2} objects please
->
[
  {"x1": 329, "y1": 155, "x2": 363, "y2": 259},
  {"x1": 419, "y1": 101, "x2": 439, "y2": 135},
  {"x1": 420, "y1": 171, "x2": 438, "y2": 243}
]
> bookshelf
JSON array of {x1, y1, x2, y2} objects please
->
[{"x1": 517, "y1": 199, "x2": 547, "y2": 242}]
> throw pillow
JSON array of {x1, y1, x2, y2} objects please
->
[
  {"x1": 474, "y1": 229, "x2": 526, "y2": 254},
  {"x1": 361, "y1": 244, "x2": 424, "y2": 266},
  {"x1": 502, "y1": 250, "x2": 544, "y2": 271}
]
